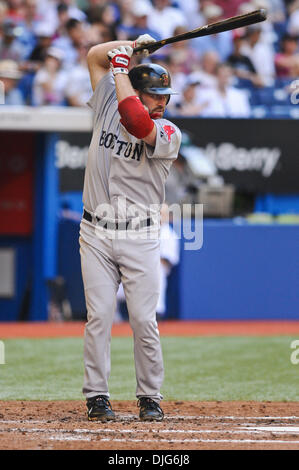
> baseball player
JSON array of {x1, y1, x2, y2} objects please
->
[{"x1": 79, "y1": 34, "x2": 181, "y2": 422}]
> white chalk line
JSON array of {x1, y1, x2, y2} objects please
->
[
  {"x1": 1, "y1": 415, "x2": 298, "y2": 425},
  {"x1": 47, "y1": 435, "x2": 299, "y2": 444},
  {"x1": 73, "y1": 437, "x2": 299, "y2": 444},
  {"x1": 243, "y1": 426, "x2": 299, "y2": 433},
  {"x1": 2, "y1": 424, "x2": 299, "y2": 445},
  {"x1": 49, "y1": 435, "x2": 91, "y2": 442}
]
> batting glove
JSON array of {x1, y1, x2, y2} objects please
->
[
  {"x1": 107, "y1": 45, "x2": 133, "y2": 76},
  {"x1": 132, "y1": 34, "x2": 156, "y2": 56}
]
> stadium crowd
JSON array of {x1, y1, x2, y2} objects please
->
[{"x1": 0, "y1": 0, "x2": 299, "y2": 117}]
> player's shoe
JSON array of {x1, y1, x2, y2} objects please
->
[
  {"x1": 86, "y1": 395, "x2": 116, "y2": 421},
  {"x1": 138, "y1": 397, "x2": 164, "y2": 421}
]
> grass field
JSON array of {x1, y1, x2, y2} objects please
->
[{"x1": 1, "y1": 336, "x2": 298, "y2": 402}]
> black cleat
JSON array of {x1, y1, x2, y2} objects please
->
[
  {"x1": 86, "y1": 395, "x2": 116, "y2": 421},
  {"x1": 138, "y1": 397, "x2": 164, "y2": 421}
]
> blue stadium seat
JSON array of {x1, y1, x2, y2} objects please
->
[
  {"x1": 251, "y1": 106, "x2": 271, "y2": 119},
  {"x1": 273, "y1": 21, "x2": 288, "y2": 51},
  {"x1": 252, "y1": 87, "x2": 291, "y2": 107},
  {"x1": 274, "y1": 77, "x2": 293, "y2": 88},
  {"x1": 255, "y1": 87, "x2": 277, "y2": 106},
  {"x1": 269, "y1": 105, "x2": 294, "y2": 119}
]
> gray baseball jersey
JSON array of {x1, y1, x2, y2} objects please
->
[
  {"x1": 83, "y1": 71, "x2": 181, "y2": 220},
  {"x1": 80, "y1": 70, "x2": 181, "y2": 404}
]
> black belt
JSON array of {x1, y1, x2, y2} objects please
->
[{"x1": 83, "y1": 209, "x2": 153, "y2": 230}]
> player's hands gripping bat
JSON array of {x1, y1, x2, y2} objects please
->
[{"x1": 132, "y1": 34, "x2": 157, "y2": 57}]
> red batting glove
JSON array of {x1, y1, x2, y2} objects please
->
[{"x1": 107, "y1": 45, "x2": 133, "y2": 76}]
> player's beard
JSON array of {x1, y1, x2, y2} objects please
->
[
  {"x1": 149, "y1": 107, "x2": 165, "y2": 119},
  {"x1": 139, "y1": 94, "x2": 165, "y2": 119}
]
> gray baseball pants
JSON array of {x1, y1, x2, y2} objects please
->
[{"x1": 79, "y1": 219, "x2": 164, "y2": 402}]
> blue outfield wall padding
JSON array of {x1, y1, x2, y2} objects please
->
[
  {"x1": 179, "y1": 220, "x2": 299, "y2": 320},
  {"x1": 60, "y1": 191, "x2": 83, "y2": 213},
  {"x1": 58, "y1": 218, "x2": 86, "y2": 318},
  {"x1": 29, "y1": 133, "x2": 59, "y2": 321}
]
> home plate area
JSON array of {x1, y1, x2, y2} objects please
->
[{"x1": 0, "y1": 401, "x2": 299, "y2": 450}]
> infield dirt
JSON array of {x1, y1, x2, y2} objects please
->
[{"x1": 1, "y1": 400, "x2": 299, "y2": 450}]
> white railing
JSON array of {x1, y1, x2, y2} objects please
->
[{"x1": 0, "y1": 106, "x2": 93, "y2": 132}]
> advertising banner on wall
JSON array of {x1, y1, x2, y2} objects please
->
[{"x1": 57, "y1": 119, "x2": 299, "y2": 193}]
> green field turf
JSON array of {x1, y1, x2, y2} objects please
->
[{"x1": 0, "y1": 336, "x2": 298, "y2": 401}]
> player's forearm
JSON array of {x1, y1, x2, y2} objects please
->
[
  {"x1": 114, "y1": 73, "x2": 137, "y2": 102},
  {"x1": 87, "y1": 41, "x2": 134, "y2": 70}
]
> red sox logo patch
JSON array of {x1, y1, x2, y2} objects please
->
[
  {"x1": 163, "y1": 125, "x2": 175, "y2": 142},
  {"x1": 161, "y1": 73, "x2": 169, "y2": 86}
]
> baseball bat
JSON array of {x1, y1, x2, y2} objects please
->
[{"x1": 133, "y1": 9, "x2": 267, "y2": 54}]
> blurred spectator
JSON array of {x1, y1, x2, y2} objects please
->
[
  {"x1": 227, "y1": 34, "x2": 264, "y2": 87},
  {"x1": 258, "y1": 0, "x2": 286, "y2": 24},
  {"x1": 27, "y1": 22, "x2": 54, "y2": 64},
  {"x1": 175, "y1": 0, "x2": 198, "y2": 25},
  {"x1": 0, "y1": 59, "x2": 24, "y2": 104},
  {"x1": 162, "y1": 54, "x2": 187, "y2": 109},
  {"x1": 189, "y1": 50, "x2": 220, "y2": 88},
  {"x1": 214, "y1": 0, "x2": 249, "y2": 18},
  {"x1": 0, "y1": 1, "x2": 7, "y2": 25},
  {"x1": 54, "y1": 3, "x2": 70, "y2": 39},
  {"x1": 87, "y1": 21, "x2": 117, "y2": 44},
  {"x1": 85, "y1": 0, "x2": 119, "y2": 25},
  {"x1": 147, "y1": 0, "x2": 187, "y2": 39},
  {"x1": 52, "y1": 18, "x2": 86, "y2": 69},
  {"x1": 171, "y1": 77, "x2": 206, "y2": 117},
  {"x1": 240, "y1": 25, "x2": 275, "y2": 85},
  {"x1": 115, "y1": 0, "x2": 134, "y2": 30},
  {"x1": 18, "y1": 0, "x2": 40, "y2": 59},
  {"x1": 253, "y1": 0, "x2": 277, "y2": 47},
  {"x1": 0, "y1": 19, "x2": 25, "y2": 61},
  {"x1": 196, "y1": 63, "x2": 251, "y2": 117},
  {"x1": 16, "y1": 21, "x2": 55, "y2": 103},
  {"x1": 191, "y1": 4, "x2": 233, "y2": 61},
  {"x1": 275, "y1": 33, "x2": 299, "y2": 78},
  {"x1": 288, "y1": 4, "x2": 299, "y2": 36},
  {"x1": 5, "y1": 0, "x2": 24, "y2": 21},
  {"x1": 167, "y1": 26, "x2": 199, "y2": 75},
  {"x1": 58, "y1": 0, "x2": 87, "y2": 23},
  {"x1": 65, "y1": 43, "x2": 93, "y2": 106},
  {"x1": 188, "y1": 0, "x2": 208, "y2": 29},
  {"x1": 32, "y1": 46, "x2": 68, "y2": 105},
  {"x1": 118, "y1": 0, "x2": 161, "y2": 42},
  {"x1": 35, "y1": 0, "x2": 60, "y2": 32},
  {"x1": 86, "y1": 1, "x2": 119, "y2": 28},
  {"x1": 86, "y1": 22, "x2": 115, "y2": 50}
]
